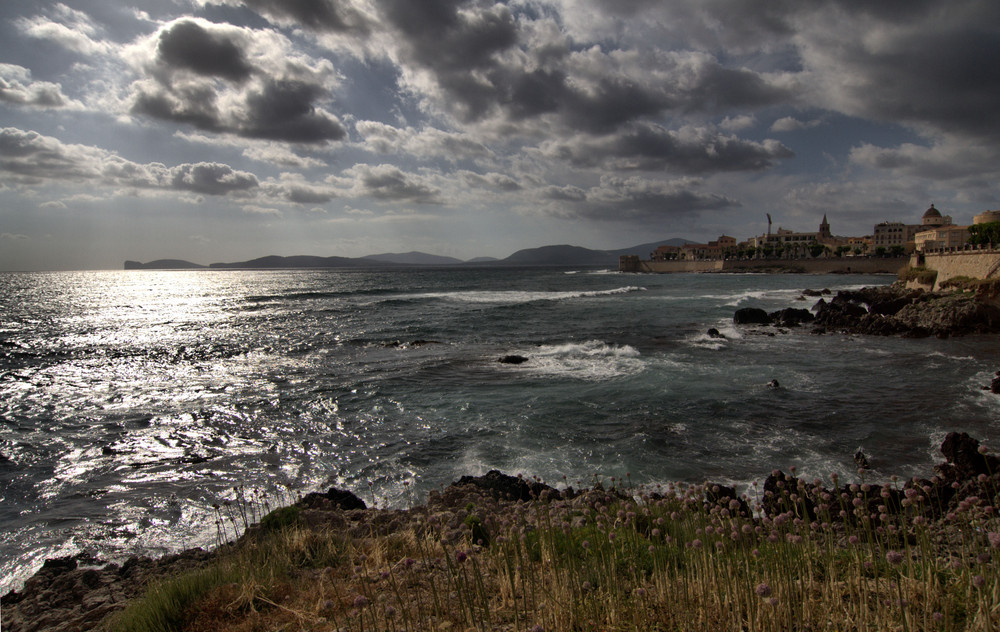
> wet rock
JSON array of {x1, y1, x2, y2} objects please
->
[
  {"x1": 769, "y1": 307, "x2": 815, "y2": 327},
  {"x1": 854, "y1": 448, "x2": 870, "y2": 471},
  {"x1": 299, "y1": 487, "x2": 367, "y2": 510},
  {"x1": 498, "y1": 354, "x2": 529, "y2": 364},
  {"x1": 938, "y1": 432, "x2": 1000, "y2": 480},
  {"x1": 706, "y1": 328, "x2": 725, "y2": 339},
  {"x1": 767, "y1": 379, "x2": 780, "y2": 388},
  {"x1": 813, "y1": 285, "x2": 1000, "y2": 337},
  {"x1": 733, "y1": 307, "x2": 770, "y2": 325},
  {"x1": 452, "y1": 469, "x2": 561, "y2": 502}
]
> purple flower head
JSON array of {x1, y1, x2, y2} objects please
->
[
  {"x1": 973, "y1": 575, "x2": 986, "y2": 588},
  {"x1": 353, "y1": 595, "x2": 369, "y2": 608},
  {"x1": 456, "y1": 550, "x2": 468, "y2": 563},
  {"x1": 755, "y1": 582, "x2": 772, "y2": 597},
  {"x1": 886, "y1": 550, "x2": 904, "y2": 566}
]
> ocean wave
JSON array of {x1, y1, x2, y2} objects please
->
[
  {"x1": 388, "y1": 286, "x2": 646, "y2": 305},
  {"x1": 500, "y1": 340, "x2": 645, "y2": 381}
]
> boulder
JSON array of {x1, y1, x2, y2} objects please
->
[
  {"x1": 769, "y1": 307, "x2": 815, "y2": 327},
  {"x1": 498, "y1": 355, "x2": 529, "y2": 364},
  {"x1": 733, "y1": 307, "x2": 770, "y2": 325},
  {"x1": 299, "y1": 487, "x2": 367, "y2": 510},
  {"x1": 452, "y1": 469, "x2": 561, "y2": 502},
  {"x1": 706, "y1": 328, "x2": 725, "y2": 339}
]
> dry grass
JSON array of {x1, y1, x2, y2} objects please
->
[{"x1": 107, "y1": 474, "x2": 1000, "y2": 632}]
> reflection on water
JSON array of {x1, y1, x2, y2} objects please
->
[{"x1": 2, "y1": 269, "x2": 1000, "y2": 593}]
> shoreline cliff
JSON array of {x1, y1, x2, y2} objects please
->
[{"x1": 4, "y1": 432, "x2": 999, "y2": 632}]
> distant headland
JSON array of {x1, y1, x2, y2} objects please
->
[{"x1": 123, "y1": 239, "x2": 693, "y2": 270}]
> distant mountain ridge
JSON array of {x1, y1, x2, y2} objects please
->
[{"x1": 123, "y1": 238, "x2": 693, "y2": 269}]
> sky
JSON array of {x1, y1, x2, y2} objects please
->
[{"x1": 1, "y1": 0, "x2": 999, "y2": 270}]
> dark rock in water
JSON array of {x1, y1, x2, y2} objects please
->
[
  {"x1": 938, "y1": 432, "x2": 1000, "y2": 480},
  {"x1": 990, "y1": 371, "x2": 1000, "y2": 394},
  {"x1": 452, "y1": 469, "x2": 560, "y2": 502},
  {"x1": 812, "y1": 285, "x2": 1000, "y2": 337},
  {"x1": 300, "y1": 487, "x2": 367, "y2": 510},
  {"x1": 498, "y1": 354, "x2": 529, "y2": 364},
  {"x1": 733, "y1": 307, "x2": 770, "y2": 325},
  {"x1": 769, "y1": 307, "x2": 815, "y2": 327},
  {"x1": 854, "y1": 448, "x2": 870, "y2": 470},
  {"x1": 802, "y1": 288, "x2": 831, "y2": 297},
  {"x1": 706, "y1": 328, "x2": 725, "y2": 339},
  {"x1": 767, "y1": 379, "x2": 780, "y2": 389}
]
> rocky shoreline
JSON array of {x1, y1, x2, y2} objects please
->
[
  {"x1": 3, "y1": 432, "x2": 998, "y2": 632},
  {"x1": 733, "y1": 283, "x2": 1000, "y2": 338}
]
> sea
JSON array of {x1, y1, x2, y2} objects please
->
[{"x1": 2, "y1": 267, "x2": 1000, "y2": 593}]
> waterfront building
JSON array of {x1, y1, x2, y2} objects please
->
[
  {"x1": 973, "y1": 209, "x2": 1000, "y2": 225},
  {"x1": 874, "y1": 204, "x2": 952, "y2": 252},
  {"x1": 915, "y1": 225, "x2": 970, "y2": 251}
]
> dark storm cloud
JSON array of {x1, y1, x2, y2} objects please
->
[
  {"x1": 460, "y1": 170, "x2": 521, "y2": 191},
  {"x1": 129, "y1": 19, "x2": 346, "y2": 144},
  {"x1": 0, "y1": 127, "x2": 101, "y2": 181},
  {"x1": 539, "y1": 174, "x2": 738, "y2": 222},
  {"x1": 170, "y1": 162, "x2": 259, "y2": 194},
  {"x1": 242, "y1": 79, "x2": 347, "y2": 142},
  {"x1": 131, "y1": 83, "x2": 222, "y2": 131},
  {"x1": 373, "y1": 1, "x2": 791, "y2": 132},
  {"x1": 240, "y1": 0, "x2": 371, "y2": 33},
  {"x1": 836, "y1": 26, "x2": 1000, "y2": 140},
  {"x1": 542, "y1": 123, "x2": 793, "y2": 173},
  {"x1": 0, "y1": 127, "x2": 260, "y2": 196},
  {"x1": 350, "y1": 164, "x2": 442, "y2": 203},
  {"x1": 157, "y1": 19, "x2": 254, "y2": 82}
]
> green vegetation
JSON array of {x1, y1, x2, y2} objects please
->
[
  {"x1": 968, "y1": 222, "x2": 1000, "y2": 246},
  {"x1": 899, "y1": 266, "x2": 939, "y2": 285},
  {"x1": 106, "y1": 474, "x2": 1000, "y2": 632}
]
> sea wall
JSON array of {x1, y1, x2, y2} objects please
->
[
  {"x1": 621, "y1": 256, "x2": 908, "y2": 274},
  {"x1": 921, "y1": 248, "x2": 1000, "y2": 290}
]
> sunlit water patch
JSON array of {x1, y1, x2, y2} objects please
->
[{"x1": 2, "y1": 268, "x2": 1000, "y2": 593}]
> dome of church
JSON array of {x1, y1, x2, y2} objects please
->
[{"x1": 923, "y1": 204, "x2": 942, "y2": 219}]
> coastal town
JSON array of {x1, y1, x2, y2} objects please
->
[
  {"x1": 621, "y1": 204, "x2": 1000, "y2": 284},
  {"x1": 647, "y1": 204, "x2": 1000, "y2": 263}
]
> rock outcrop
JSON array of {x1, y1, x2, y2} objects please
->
[
  {"x1": 6, "y1": 434, "x2": 999, "y2": 632},
  {"x1": 735, "y1": 284, "x2": 1000, "y2": 337}
]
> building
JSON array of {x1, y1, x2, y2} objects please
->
[
  {"x1": 745, "y1": 215, "x2": 843, "y2": 256},
  {"x1": 915, "y1": 225, "x2": 970, "y2": 251},
  {"x1": 676, "y1": 235, "x2": 737, "y2": 260},
  {"x1": 973, "y1": 210, "x2": 1000, "y2": 225},
  {"x1": 873, "y1": 204, "x2": 952, "y2": 252}
]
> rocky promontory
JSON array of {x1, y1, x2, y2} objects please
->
[
  {"x1": 4, "y1": 433, "x2": 1000, "y2": 632},
  {"x1": 735, "y1": 284, "x2": 1000, "y2": 337}
]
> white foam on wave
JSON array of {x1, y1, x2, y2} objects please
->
[
  {"x1": 504, "y1": 340, "x2": 646, "y2": 381},
  {"x1": 394, "y1": 286, "x2": 646, "y2": 305}
]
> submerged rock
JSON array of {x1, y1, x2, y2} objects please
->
[
  {"x1": 498, "y1": 354, "x2": 529, "y2": 364},
  {"x1": 733, "y1": 307, "x2": 770, "y2": 325}
]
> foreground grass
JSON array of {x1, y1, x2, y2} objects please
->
[{"x1": 107, "y1": 476, "x2": 999, "y2": 632}]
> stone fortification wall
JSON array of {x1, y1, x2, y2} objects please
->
[
  {"x1": 629, "y1": 257, "x2": 907, "y2": 274},
  {"x1": 922, "y1": 248, "x2": 1000, "y2": 290}
]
